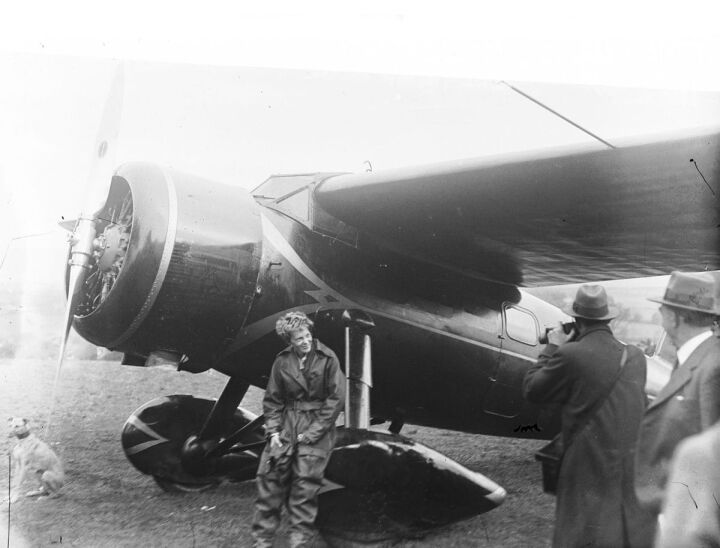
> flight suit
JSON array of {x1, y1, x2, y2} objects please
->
[{"x1": 251, "y1": 340, "x2": 345, "y2": 548}]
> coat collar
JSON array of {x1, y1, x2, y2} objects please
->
[
  {"x1": 574, "y1": 323, "x2": 613, "y2": 341},
  {"x1": 276, "y1": 339, "x2": 334, "y2": 358},
  {"x1": 313, "y1": 340, "x2": 335, "y2": 358},
  {"x1": 648, "y1": 364, "x2": 693, "y2": 411},
  {"x1": 648, "y1": 336, "x2": 717, "y2": 410},
  {"x1": 277, "y1": 339, "x2": 333, "y2": 393},
  {"x1": 677, "y1": 330, "x2": 713, "y2": 366}
]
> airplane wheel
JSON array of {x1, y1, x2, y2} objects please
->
[
  {"x1": 122, "y1": 395, "x2": 263, "y2": 489},
  {"x1": 153, "y1": 476, "x2": 218, "y2": 493}
]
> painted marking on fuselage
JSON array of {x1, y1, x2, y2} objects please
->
[
  {"x1": 124, "y1": 414, "x2": 171, "y2": 456},
  {"x1": 318, "y1": 477, "x2": 346, "y2": 494},
  {"x1": 241, "y1": 213, "x2": 536, "y2": 363}
]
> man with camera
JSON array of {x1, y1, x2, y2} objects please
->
[{"x1": 523, "y1": 284, "x2": 654, "y2": 548}]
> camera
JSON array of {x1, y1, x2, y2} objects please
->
[{"x1": 539, "y1": 322, "x2": 576, "y2": 345}]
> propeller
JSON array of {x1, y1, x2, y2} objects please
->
[{"x1": 48, "y1": 64, "x2": 125, "y2": 434}]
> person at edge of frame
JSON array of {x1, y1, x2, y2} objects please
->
[
  {"x1": 653, "y1": 418, "x2": 720, "y2": 547},
  {"x1": 251, "y1": 311, "x2": 345, "y2": 548},
  {"x1": 523, "y1": 284, "x2": 655, "y2": 548},
  {"x1": 635, "y1": 271, "x2": 720, "y2": 544}
]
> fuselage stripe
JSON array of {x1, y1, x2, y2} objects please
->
[
  {"x1": 124, "y1": 415, "x2": 170, "y2": 456},
  {"x1": 249, "y1": 213, "x2": 536, "y2": 363}
]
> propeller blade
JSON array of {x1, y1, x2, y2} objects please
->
[
  {"x1": 48, "y1": 218, "x2": 98, "y2": 436},
  {"x1": 58, "y1": 64, "x2": 125, "y2": 352},
  {"x1": 47, "y1": 65, "x2": 125, "y2": 435},
  {"x1": 81, "y1": 63, "x2": 125, "y2": 218}
]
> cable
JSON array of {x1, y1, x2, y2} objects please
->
[{"x1": 501, "y1": 81, "x2": 616, "y2": 149}]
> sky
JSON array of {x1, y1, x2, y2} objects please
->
[
  {"x1": 2, "y1": 2, "x2": 720, "y2": 239},
  {"x1": 1, "y1": 3, "x2": 719, "y2": 220},
  {"x1": 0, "y1": 2, "x2": 719, "y2": 355},
  {"x1": 2, "y1": 56, "x2": 718, "y2": 240}
]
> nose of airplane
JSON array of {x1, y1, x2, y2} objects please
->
[{"x1": 71, "y1": 163, "x2": 263, "y2": 359}]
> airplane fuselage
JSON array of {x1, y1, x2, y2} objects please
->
[
  {"x1": 224, "y1": 205, "x2": 565, "y2": 438},
  {"x1": 70, "y1": 163, "x2": 595, "y2": 439}
]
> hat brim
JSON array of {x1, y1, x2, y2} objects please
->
[
  {"x1": 647, "y1": 296, "x2": 716, "y2": 314},
  {"x1": 562, "y1": 303, "x2": 618, "y2": 320}
]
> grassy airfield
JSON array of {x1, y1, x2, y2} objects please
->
[{"x1": 0, "y1": 359, "x2": 553, "y2": 547}]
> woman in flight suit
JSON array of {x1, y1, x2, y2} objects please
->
[{"x1": 251, "y1": 311, "x2": 345, "y2": 548}]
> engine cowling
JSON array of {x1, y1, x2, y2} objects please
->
[{"x1": 70, "y1": 162, "x2": 263, "y2": 362}]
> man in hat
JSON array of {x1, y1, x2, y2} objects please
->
[
  {"x1": 634, "y1": 271, "x2": 720, "y2": 530},
  {"x1": 523, "y1": 284, "x2": 654, "y2": 548}
]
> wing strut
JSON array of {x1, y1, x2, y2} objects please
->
[{"x1": 501, "y1": 81, "x2": 616, "y2": 149}]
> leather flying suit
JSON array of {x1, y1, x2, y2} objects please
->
[{"x1": 251, "y1": 340, "x2": 345, "y2": 548}]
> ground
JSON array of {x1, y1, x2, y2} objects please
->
[{"x1": 0, "y1": 359, "x2": 553, "y2": 547}]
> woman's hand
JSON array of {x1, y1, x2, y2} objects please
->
[{"x1": 269, "y1": 432, "x2": 283, "y2": 450}]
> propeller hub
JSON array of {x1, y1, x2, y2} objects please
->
[{"x1": 68, "y1": 219, "x2": 98, "y2": 270}]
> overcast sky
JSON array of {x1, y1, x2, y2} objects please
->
[{"x1": 1, "y1": 2, "x2": 719, "y2": 287}]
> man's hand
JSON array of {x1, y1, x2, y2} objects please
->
[
  {"x1": 269, "y1": 432, "x2": 283, "y2": 450},
  {"x1": 547, "y1": 322, "x2": 575, "y2": 345}
]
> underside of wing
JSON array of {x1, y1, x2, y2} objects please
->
[{"x1": 315, "y1": 131, "x2": 720, "y2": 287}]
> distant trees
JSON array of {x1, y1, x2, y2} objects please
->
[{"x1": 0, "y1": 340, "x2": 16, "y2": 358}]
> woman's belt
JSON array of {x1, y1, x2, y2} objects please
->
[{"x1": 287, "y1": 400, "x2": 324, "y2": 411}]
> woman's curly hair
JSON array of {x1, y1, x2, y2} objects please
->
[{"x1": 275, "y1": 311, "x2": 314, "y2": 343}]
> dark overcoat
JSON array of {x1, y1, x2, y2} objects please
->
[
  {"x1": 523, "y1": 324, "x2": 655, "y2": 548},
  {"x1": 262, "y1": 340, "x2": 345, "y2": 458},
  {"x1": 635, "y1": 334, "x2": 720, "y2": 515}
]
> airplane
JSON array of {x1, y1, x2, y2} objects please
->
[{"x1": 54, "y1": 67, "x2": 720, "y2": 542}]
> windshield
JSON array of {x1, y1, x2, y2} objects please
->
[{"x1": 252, "y1": 175, "x2": 315, "y2": 200}]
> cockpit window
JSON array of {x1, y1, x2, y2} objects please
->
[
  {"x1": 276, "y1": 188, "x2": 310, "y2": 221},
  {"x1": 252, "y1": 175, "x2": 315, "y2": 200},
  {"x1": 504, "y1": 305, "x2": 539, "y2": 346},
  {"x1": 252, "y1": 171, "x2": 359, "y2": 245}
]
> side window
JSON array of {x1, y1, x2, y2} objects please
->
[
  {"x1": 276, "y1": 188, "x2": 309, "y2": 221},
  {"x1": 504, "y1": 306, "x2": 539, "y2": 346}
]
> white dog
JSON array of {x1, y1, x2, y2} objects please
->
[{"x1": 7, "y1": 417, "x2": 64, "y2": 502}]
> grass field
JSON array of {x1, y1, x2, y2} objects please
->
[{"x1": 0, "y1": 359, "x2": 553, "y2": 547}]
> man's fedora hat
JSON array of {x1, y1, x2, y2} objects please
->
[
  {"x1": 563, "y1": 284, "x2": 618, "y2": 320},
  {"x1": 649, "y1": 271, "x2": 717, "y2": 314}
]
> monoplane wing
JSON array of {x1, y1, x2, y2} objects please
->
[{"x1": 315, "y1": 130, "x2": 720, "y2": 287}]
